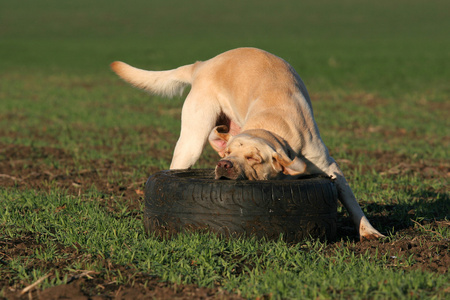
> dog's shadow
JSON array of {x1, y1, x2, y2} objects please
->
[{"x1": 336, "y1": 187, "x2": 450, "y2": 241}]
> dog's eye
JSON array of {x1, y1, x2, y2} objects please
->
[{"x1": 245, "y1": 156, "x2": 259, "y2": 163}]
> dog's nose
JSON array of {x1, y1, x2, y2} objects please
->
[{"x1": 217, "y1": 160, "x2": 233, "y2": 170}]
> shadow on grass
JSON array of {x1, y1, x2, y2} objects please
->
[
  {"x1": 335, "y1": 188, "x2": 449, "y2": 241},
  {"x1": 366, "y1": 188, "x2": 448, "y2": 233}
]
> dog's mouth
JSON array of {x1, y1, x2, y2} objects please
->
[
  {"x1": 214, "y1": 168, "x2": 242, "y2": 180},
  {"x1": 215, "y1": 173, "x2": 246, "y2": 180}
]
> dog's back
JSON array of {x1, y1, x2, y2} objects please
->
[{"x1": 111, "y1": 48, "x2": 311, "y2": 107}]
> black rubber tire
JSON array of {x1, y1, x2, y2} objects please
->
[{"x1": 144, "y1": 169, "x2": 338, "y2": 242}]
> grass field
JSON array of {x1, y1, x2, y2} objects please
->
[{"x1": 1, "y1": 0, "x2": 449, "y2": 299}]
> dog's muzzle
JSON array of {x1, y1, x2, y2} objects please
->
[{"x1": 215, "y1": 159, "x2": 236, "y2": 179}]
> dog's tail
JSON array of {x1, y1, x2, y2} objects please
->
[{"x1": 110, "y1": 61, "x2": 197, "y2": 98}]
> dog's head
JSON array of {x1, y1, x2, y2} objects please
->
[{"x1": 209, "y1": 126, "x2": 306, "y2": 180}]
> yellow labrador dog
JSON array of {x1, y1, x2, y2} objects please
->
[{"x1": 111, "y1": 47, "x2": 384, "y2": 241}]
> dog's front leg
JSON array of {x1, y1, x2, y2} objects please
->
[{"x1": 327, "y1": 160, "x2": 385, "y2": 241}]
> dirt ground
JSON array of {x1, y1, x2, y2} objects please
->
[{"x1": 1, "y1": 143, "x2": 449, "y2": 299}]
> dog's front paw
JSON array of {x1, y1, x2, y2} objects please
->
[
  {"x1": 360, "y1": 231, "x2": 385, "y2": 241},
  {"x1": 359, "y1": 216, "x2": 385, "y2": 241}
]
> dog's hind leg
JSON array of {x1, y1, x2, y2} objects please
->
[{"x1": 169, "y1": 90, "x2": 220, "y2": 170}]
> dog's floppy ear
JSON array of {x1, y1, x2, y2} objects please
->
[
  {"x1": 208, "y1": 125, "x2": 231, "y2": 157},
  {"x1": 272, "y1": 149, "x2": 307, "y2": 176}
]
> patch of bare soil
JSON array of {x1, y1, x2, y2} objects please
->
[{"x1": 4, "y1": 277, "x2": 242, "y2": 300}]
